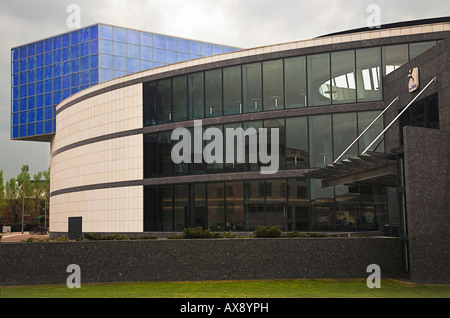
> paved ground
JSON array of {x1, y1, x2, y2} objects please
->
[{"x1": 0, "y1": 232, "x2": 50, "y2": 242}]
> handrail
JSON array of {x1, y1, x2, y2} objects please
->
[
  {"x1": 362, "y1": 76, "x2": 436, "y2": 154},
  {"x1": 333, "y1": 96, "x2": 399, "y2": 164}
]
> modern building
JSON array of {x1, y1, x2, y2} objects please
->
[
  {"x1": 10, "y1": 18, "x2": 450, "y2": 282},
  {"x1": 11, "y1": 23, "x2": 240, "y2": 140}
]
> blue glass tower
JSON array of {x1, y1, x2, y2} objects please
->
[{"x1": 11, "y1": 23, "x2": 241, "y2": 141}]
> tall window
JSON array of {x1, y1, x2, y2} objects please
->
[
  {"x1": 331, "y1": 50, "x2": 356, "y2": 104},
  {"x1": 223, "y1": 66, "x2": 242, "y2": 115},
  {"x1": 286, "y1": 117, "x2": 308, "y2": 169},
  {"x1": 207, "y1": 183, "x2": 225, "y2": 230},
  {"x1": 285, "y1": 56, "x2": 307, "y2": 108},
  {"x1": 188, "y1": 72, "x2": 204, "y2": 119},
  {"x1": 382, "y1": 44, "x2": 408, "y2": 76},
  {"x1": 205, "y1": 69, "x2": 222, "y2": 117},
  {"x1": 356, "y1": 47, "x2": 382, "y2": 102},
  {"x1": 307, "y1": 53, "x2": 330, "y2": 106},
  {"x1": 333, "y1": 112, "x2": 358, "y2": 160},
  {"x1": 263, "y1": 59, "x2": 284, "y2": 111},
  {"x1": 242, "y1": 63, "x2": 262, "y2": 113},
  {"x1": 172, "y1": 76, "x2": 187, "y2": 122},
  {"x1": 309, "y1": 114, "x2": 332, "y2": 167}
]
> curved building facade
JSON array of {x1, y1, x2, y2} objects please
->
[{"x1": 49, "y1": 18, "x2": 450, "y2": 239}]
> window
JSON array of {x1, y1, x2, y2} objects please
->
[
  {"x1": 331, "y1": 50, "x2": 356, "y2": 104},
  {"x1": 310, "y1": 179, "x2": 334, "y2": 231},
  {"x1": 205, "y1": 69, "x2": 222, "y2": 117},
  {"x1": 223, "y1": 66, "x2": 242, "y2": 115},
  {"x1": 287, "y1": 178, "x2": 310, "y2": 231},
  {"x1": 356, "y1": 47, "x2": 382, "y2": 102},
  {"x1": 309, "y1": 114, "x2": 332, "y2": 167},
  {"x1": 242, "y1": 63, "x2": 262, "y2": 113},
  {"x1": 382, "y1": 44, "x2": 408, "y2": 76},
  {"x1": 399, "y1": 94, "x2": 439, "y2": 144},
  {"x1": 245, "y1": 180, "x2": 265, "y2": 231},
  {"x1": 143, "y1": 81, "x2": 157, "y2": 126},
  {"x1": 333, "y1": 112, "x2": 358, "y2": 160},
  {"x1": 174, "y1": 185, "x2": 189, "y2": 231},
  {"x1": 157, "y1": 79, "x2": 172, "y2": 124},
  {"x1": 207, "y1": 183, "x2": 225, "y2": 230},
  {"x1": 225, "y1": 182, "x2": 244, "y2": 231},
  {"x1": 265, "y1": 179, "x2": 287, "y2": 230},
  {"x1": 358, "y1": 111, "x2": 385, "y2": 153},
  {"x1": 284, "y1": 56, "x2": 307, "y2": 108},
  {"x1": 172, "y1": 76, "x2": 187, "y2": 122},
  {"x1": 263, "y1": 59, "x2": 284, "y2": 110},
  {"x1": 286, "y1": 117, "x2": 308, "y2": 168},
  {"x1": 409, "y1": 41, "x2": 437, "y2": 60},
  {"x1": 307, "y1": 53, "x2": 330, "y2": 106},
  {"x1": 188, "y1": 72, "x2": 204, "y2": 119}
]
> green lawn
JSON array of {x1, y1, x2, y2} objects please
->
[{"x1": 2, "y1": 279, "x2": 450, "y2": 298}]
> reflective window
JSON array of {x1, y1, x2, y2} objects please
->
[
  {"x1": 172, "y1": 76, "x2": 187, "y2": 122},
  {"x1": 188, "y1": 72, "x2": 204, "y2": 119},
  {"x1": 309, "y1": 114, "x2": 332, "y2": 167},
  {"x1": 160, "y1": 186, "x2": 173, "y2": 231},
  {"x1": 224, "y1": 122, "x2": 244, "y2": 172},
  {"x1": 245, "y1": 180, "x2": 265, "y2": 230},
  {"x1": 193, "y1": 184, "x2": 206, "y2": 228},
  {"x1": 205, "y1": 69, "x2": 222, "y2": 117},
  {"x1": 263, "y1": 59, "x2": 284, "y2": 110},
  {"x1": 409, "y1": 41, "x2": 437, "y2": 60},
  {"x1": 207, "y1": 183, "x2": 225, "y2": 230},
  {"x1": 223, "y1": 66, "x2": 242, "y2": 115},
  {"x1": 335, "y1": 185, "x2": 359, "y2": 231},
  {"x1": 144, "y1": 133, "x2": 157, "y2": 178},
  {"x1": 225, "y1": 182, "x2": 244, "y2": 231},
  {"x1": 286, "y1": 117, "x2": 308, "y2": 169},
  {"x1": 333, "y1": 112, "x2": 358, "y2": 160},
  {"x1": 285, "y1": 56, "x2": 307, "y2": 108},
  {"x1": 356, "y1": 47, "x2": 382, "y2": 102},
  {"x1": 331, "y1": 50, "x2": 356, "y2": 104},
  {"x1": 265, "y1": 179, "x2": 287, "y2": 230},
  {"x1": 157, "y1": 79, "x2": 172, "y2": 124},
  {"x1": 382, "y1": 44, "x2": 408, "y2": 76},
  {"x1": 158, "y1": 131, "x2": 173, "y2": 176},
  {"x1": 310, "y1": 179, "x2": 335, "y2": 231},
  {"x1": 264, "y1": 119, "x2": 286, "y2": 170},
  {"x1": 308, "y1": 53, "x2": 330, "y2": 106},
  {"x1": 244, "y1": 121, "x2": 262, "y2": 172},
  {"x1": 143, "y1": 81, "x2": 157, "y2": 126},
  {"x1": 242, "y1": 63, "x2": 262, "y2": 113},
  {"x1": 287, "y1": 178, "x2": 310, "y2": 231},
  {"x1": 358, "y1": 110, "x2": 385, "y2": 153},
  {"x1": 174, "y1": 185, "x2": 189, "y2": 231}
]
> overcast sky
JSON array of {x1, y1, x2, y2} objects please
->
[{"x1": 0, "y1": 0, "x2": 449, "y2": 182}]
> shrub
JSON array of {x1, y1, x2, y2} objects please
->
[
  {"x1": 252, "y1": 225, "x2": 282, "y2": 238},
  {"x1": 84, "y1": 233, "x2": 128, "y2": 241},
  {"x1": 183, "y1": 227, "x2": 221, "y2": 239}
]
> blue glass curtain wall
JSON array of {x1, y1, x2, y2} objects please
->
[{"x1": 11, "y1": 24, "x2": 240, "y2": 139}]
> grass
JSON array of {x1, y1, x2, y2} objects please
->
[{"x1": 1, "y1": 279, "x2": 450, "y2": 298}]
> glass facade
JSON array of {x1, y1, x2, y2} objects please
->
[
  {"x1": 143, "y1": 41, "x2": 438, "y2": 127},
  {"x1": 11, "y1": 24, "x2": 240, "y2": 139},
  {"x1": 144, "y1": 180, "x2": 388, "y2": 232}
]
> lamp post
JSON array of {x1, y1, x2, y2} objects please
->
[{"x1": 16, "y1": 181, "x2": 25, "y2": 234}]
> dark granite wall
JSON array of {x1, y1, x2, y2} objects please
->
[
  {"x1": 403, "y1": 127, "x2": 450, "y2": 284},
  {"x1": 0, "y1": 237, "x2": 401, "y2": 287}
]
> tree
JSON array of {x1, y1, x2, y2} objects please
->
[{"x1": 0, "y1": 170, "x2": 5, "y2": 220}]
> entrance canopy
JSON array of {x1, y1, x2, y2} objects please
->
[{"x1": 304, "y1": 152, "x2": 398, "y2": 188}]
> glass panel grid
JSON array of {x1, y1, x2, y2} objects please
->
[{"x1": 10, "y1": 23, "x2": 240, "y2": 139}]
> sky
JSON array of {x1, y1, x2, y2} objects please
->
[{"x1": 0, "y1": 0, "x2": 449, "y2": 182}]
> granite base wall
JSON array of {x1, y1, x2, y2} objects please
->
[{"x1": 0, "y1": 237, "x2": 401, "y2": 287}]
